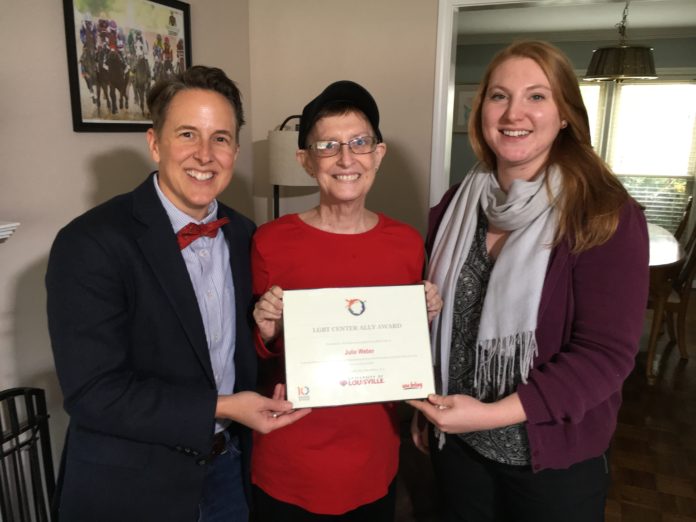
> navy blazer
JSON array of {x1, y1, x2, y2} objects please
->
[{"x1": 46, "y1": 173, "x2": 257, "y2": 521}]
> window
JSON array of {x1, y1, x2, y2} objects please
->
[
  {"x1": 609, "y1": 83, "x2": 696, "y2": 177},
  {"x1": 580, "y1": 80, "x2": 696, "y2": 231},
  {"x1": 579, "y1": 84, "x2": 601, "y2": 148}
]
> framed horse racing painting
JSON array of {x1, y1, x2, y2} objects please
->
[{"x1": 63, "y1": 0, "x2": 191, "y2": 132}]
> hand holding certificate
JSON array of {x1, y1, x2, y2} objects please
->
[{"x1": 282, "y1": 285, "x2": 435, "y2": 408}]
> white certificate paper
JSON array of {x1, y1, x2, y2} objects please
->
[{"x1": 283, "y1": 285, "x2": 435, "y2": 408}]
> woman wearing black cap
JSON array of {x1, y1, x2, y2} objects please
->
[{"x1": 250, "y1": 80, "x2": 442, "y2": 520}]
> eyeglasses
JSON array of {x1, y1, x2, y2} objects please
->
[{"x1": 308, "y1": 136, "x2": 379, "y2": 157}]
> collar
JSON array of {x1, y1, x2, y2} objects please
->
[{"x1": 153, "y1": 173, "x2": 219, "y2": 233}]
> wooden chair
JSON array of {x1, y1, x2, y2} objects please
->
[
  {"x1": 674, "y1": 195, "x2": 693, "y2": 242},
  {"x1": 0, "y1": 388, "x2": 55, "y2": 522},
  {"x1": 663, "y1": 223, "x2": 696, "y2": 361},
  {"x1": 686, "y1": 216, "x2": 696, "y2": 255}
]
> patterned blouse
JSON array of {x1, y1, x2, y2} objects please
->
[{"x1": 447, "y1": 208, "x2": 531, "y2": 466}]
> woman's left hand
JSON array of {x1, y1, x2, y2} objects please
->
[
  {"x1": 422, "y1": 280, "x2": 443, "y2": 323},
  {"x1": 253, "y1": 285, "x2": 284, "y2": 343},
  {"x1": 406, "y1": 393, "x2": 526, "y2": 434}
]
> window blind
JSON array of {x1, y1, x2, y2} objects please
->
[{"x1": 580, "y1": 80, "x2": 696, "y2": 232}]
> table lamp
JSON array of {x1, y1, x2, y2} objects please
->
[
  {"x1": 268, "y1": 115, "x2": 315, "y2": 219},
  {"x1": 0, "y1": 221, "x2": 20, "y2": 244}
]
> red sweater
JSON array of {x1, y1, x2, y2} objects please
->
[{"x1": 251, "y1": 213, "x2": 424, "y2": 514}]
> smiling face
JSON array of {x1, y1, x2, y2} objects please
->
[
  {"x1": 146, "y1": 88, "x2": 239, "y2": 220},
  {"x1": 297, "y1": 111, "x2": 385, "y2": 208},
  {"x1": 482, "y1": 56, "x2": 563, "y2": 181}
]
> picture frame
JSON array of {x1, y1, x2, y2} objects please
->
[
  {"x1": 63, "y1": 0, "x2": 191, "y2": 132},
  {"x1": 453, "y1": 84, "x2": 478, "y2": 133}
]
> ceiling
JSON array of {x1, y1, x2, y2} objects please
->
[{"x1": 456, "y1": 0, "x2": 696, "y2": 44}]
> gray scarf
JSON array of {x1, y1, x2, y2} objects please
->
[{"x1": 428, "y1": 163, "x2": 561, "y2": 399}]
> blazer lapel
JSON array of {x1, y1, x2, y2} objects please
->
[
  {"x1": 218, "y1": 205, "x2": 255, "y2": 392},
  {"x1": 132, "y1": 176, "x2": 216, "y2": 386},
  {"x1": 220, "y1": 213, "x2": 252, "y2": 312}
]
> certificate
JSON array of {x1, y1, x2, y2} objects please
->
[{"x1": 283, "y1": 285, "x2": 435, "y2": 408}]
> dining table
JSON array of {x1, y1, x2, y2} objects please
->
[{"x1": 645, "y1": 223, "x2": 686, "y2": 384}]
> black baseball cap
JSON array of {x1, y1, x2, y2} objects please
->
[{"x1": 298, "y1": 80, "x2": 382, "y2": 149}]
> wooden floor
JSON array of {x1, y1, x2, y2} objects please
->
[{"x1": 395, "y1": 291, "x2": 696, "y2": 521}]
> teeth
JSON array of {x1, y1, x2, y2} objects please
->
[
  {"x1": 502, "y1": 130, "x2": 530, "y2": 137},
  {"x1": 186, "y1": 170, "x2": 213, "y2": 181},
  {"x1": 335, "y1": 174, "x2": 359, "y2": 181}
]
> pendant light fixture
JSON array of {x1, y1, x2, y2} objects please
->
[{"x1": 584, "y1": 0, "x2": 657, "y2": 81}]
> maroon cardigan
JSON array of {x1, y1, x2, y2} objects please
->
[{"x1": 428, "y1": 184, "x2": 649, "y2": 470}]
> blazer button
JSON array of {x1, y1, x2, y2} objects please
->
[
  {"x1": 196, "y1": 459, "x2": 206, "y2": 466},
  {"x1": 192, "y1": 450, "x2": 200, "y2": 456},
  {"x1": 175, "y1": 445, "x2": 183, "y2": 452}
]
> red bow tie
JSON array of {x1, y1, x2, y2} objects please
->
[{"x1": 176, "y1": 217, "x2": 230, "y2": 250}]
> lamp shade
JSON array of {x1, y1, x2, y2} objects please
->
[
  {"x1": 584, "y1": 45, "x2": 657, "y2": 81},
  {"x1": 0, "y1": 221, "x2": 20, "y2": 244},
  {"x1": 268, "y1": 129, "x2": 314, "y2": 186}
]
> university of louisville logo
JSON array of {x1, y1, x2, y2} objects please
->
[{"x1": 339, "y1": 375, "x2": 384, "y2": 386}]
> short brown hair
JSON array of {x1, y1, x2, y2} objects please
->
[
  {"x1": 147, "y1": 65, "x2": 245, "y2": 140},
  {"x1": 468, "y1": 40, "x2": 629, "y2": 252}
]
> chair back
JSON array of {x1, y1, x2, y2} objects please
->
[
  {"x1": 674, "y1": 195, "x2": 693, "y2": 242},
  {"x1": 686, "y1": 210, "x2": 696, "y2": 254},
  {"x1": 675, "y1": 227, "x2": 696, "y2": 299},
  {"x1": 0, "y1": 388, "x2": 55, "y2": 522}
]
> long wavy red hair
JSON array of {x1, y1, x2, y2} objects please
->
[{"x1": 468, "y1": 40, "x2": 629, "y2": 253}]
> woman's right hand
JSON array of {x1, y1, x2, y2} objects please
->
[{"x1": 253, "y1": 285, "x2": 284, "y2": 343}]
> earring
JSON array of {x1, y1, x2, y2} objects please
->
[{"x1": 561, "y1": 120, "x2": 568, "y2": 129}]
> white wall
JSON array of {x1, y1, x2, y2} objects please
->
[
  {"x1": 0, "y1": 0, "x2": 255, "y2": 460},
  {"x1": 0, "y1": 0, "x2": 438, "y2": 462},
  {"x1": 248, "y1": 0, "x2": 438, "y2": 230}
]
